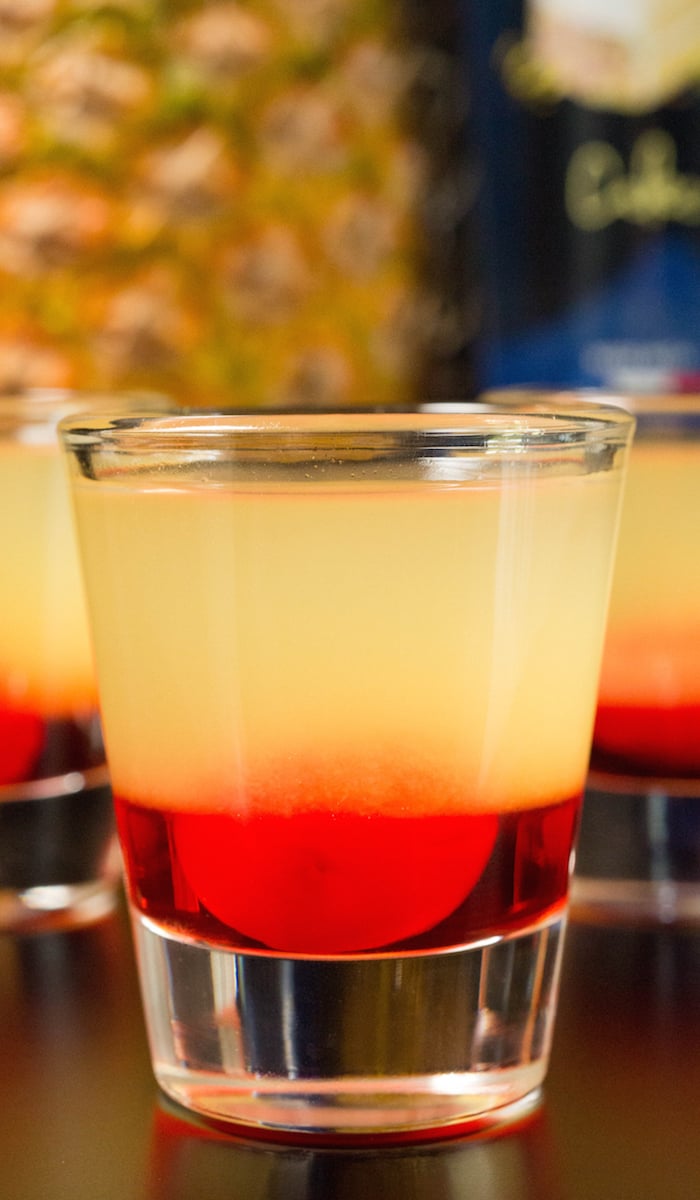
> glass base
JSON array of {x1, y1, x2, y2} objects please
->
[
  {"x1": 571, "y1": 772, "x2": 700, "y2": 926},
  {"x1": 132, "y1": 907, "x2": 566, "y2": 1139},
  {"x1": 0, "y1": 767, "x2": 121, "y2": 933},
  {"x1": 0, "y1": 878, "x2": 119, "y2": 933}
]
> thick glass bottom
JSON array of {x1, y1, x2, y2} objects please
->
[
  {"x1": 0, "y1": 769, "x2": 121, "y2": 932},
  {"x1": 132, "y1": 907, "x2": 566, "y2": 1139},
  {"x1": 572, "y1": 774, "x2": 700, "y2": 926},
  {"x1": 0, "y1": 877, "x2": 119, "y2": 933}
]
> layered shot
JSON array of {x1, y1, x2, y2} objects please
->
[
  {"x1": 577, "y1": 397, "x2": 700, "y2": 923},
  {"x1": 0, "y1": 393, "x2": 118, "y2": 931},
  {"x1": 61, "y1": 407, "x2": 632, "y2": 1135}
]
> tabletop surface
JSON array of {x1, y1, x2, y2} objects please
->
[{"x1": 3, "y1": 901, "x2": 700, "y2": 1200}]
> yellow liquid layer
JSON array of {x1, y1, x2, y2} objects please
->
[
  {"x1": 73, "y1": 469, "x2": 623, "y2": 815},
  {"x1": 599, "y1": 441, "x2": 700, "y2": 707},
  {"x1": 0, "y1": 442, "x2": 97, "y2": 715}
]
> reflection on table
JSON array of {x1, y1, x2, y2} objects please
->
[{"x1": 2, "y1": 902, "x2": 700, "y2": 1199}]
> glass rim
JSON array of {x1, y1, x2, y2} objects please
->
[
  {"x1": 0, "y1": 388, "x2": 171, "y2": 436},
  {"x1": 483, "y1": 386, "x2": 700, "y2": 420},
  {"x1": 58, "y1": 401, "x2": 634, "y2": 456},
  {"x1": 0, "y1": 763, "x2": 110, "y2": 804}
]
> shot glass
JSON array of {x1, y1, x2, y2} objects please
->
[
  {"x1": 60, "y1": 406, "x2": 631, "y2": 1137},
  {"x1": 567, "y1": 395, "x2": 700, "y2": 924},
  {"x1": 0, "y1": 390, "x2": 164, "y2": 933}
]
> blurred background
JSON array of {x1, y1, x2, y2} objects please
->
[
  {"x1": 0, "y1": 0, "x2": 476, "y2": 408},
  {"x1": 464, "y1": 2, "x2": 700, "y2": 395},
  {"x1": 3, "y1": 2, "x2": 699, "y2": 407}
]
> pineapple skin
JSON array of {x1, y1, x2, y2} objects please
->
[{"x1": 0, "y1": 0, "x2": 473, "y2": 407}]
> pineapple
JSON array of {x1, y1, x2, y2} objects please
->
[{"x1": 0, "y1": 0, "x2": 471, "y2": 406}]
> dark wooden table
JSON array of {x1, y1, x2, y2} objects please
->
[{"x1": 3, "y1": 900, "x2": 700, "y2": 1200}]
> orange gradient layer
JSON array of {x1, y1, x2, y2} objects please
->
[
  {"x1": 0, "y1": 441, "x2": 97, "y2": 717},
  {"x1": 594, "y1": 440, "x2": 700, "y2": 772},
  {"x1": 72, "y1": 464, "x2": 623, "y2": 818}
]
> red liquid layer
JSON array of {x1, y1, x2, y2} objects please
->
[
  {"x1": 593, "y1": 703, "x2": 700, "y2": 777},
  {"x1": 0, "y1": 703, "x2": 103, "y2": 786},
  {"x1": 115, "y1": 792, "x2": 580, "y2": 955}
]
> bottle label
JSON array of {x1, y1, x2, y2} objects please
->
[{"x1": 465, "y1": 1, "x2": 700, "y2": 391}]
